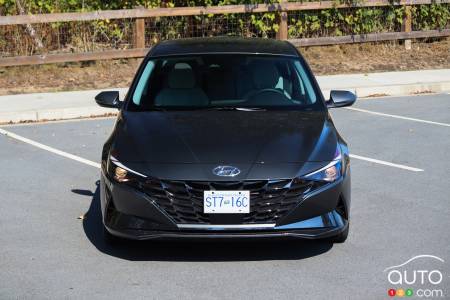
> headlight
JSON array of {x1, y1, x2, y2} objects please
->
[
  {"x1": 304, "y1": 147, "x2": 343, "y2": 182},
  {"x1": 114, "y1": 166, "x2": 129, "y2": 182},
  {"x1": 108, "y1": 155, "x2": 147, "y2": 183}
]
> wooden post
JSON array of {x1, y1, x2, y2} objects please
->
[
  {"x1": 403, "y1": 5, "x2": 412, "y2": 50},
  {"x1": 134, "y1": 18, "x2": 145, "y2": 48},
  {"x1": 276, "y1": 1, "x2": 288, "y2": 40}
]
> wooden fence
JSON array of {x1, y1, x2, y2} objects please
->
[{"x1": 0, "y1": 0, "x2": 449, "y2": 67}]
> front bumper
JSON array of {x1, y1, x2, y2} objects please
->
[{"x1": 100, "y1": 169, "x2": 351, "y2": 240}]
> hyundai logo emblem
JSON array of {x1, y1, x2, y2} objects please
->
[{"x1": 212, "y1": 166, "x2": 241, "y2": 177}]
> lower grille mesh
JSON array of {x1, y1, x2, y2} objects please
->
[{"x1": 139, "y1": 178, "x2": 320, "y2": 224}]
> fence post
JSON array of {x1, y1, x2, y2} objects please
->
[
  {"x1": 134, "y1": 18, "x2": 146, "y2": 48},
  {"x1": 403, "y1": 5, "x2": 412, "y2": 50},
  {"x1": 276, "y1": 1, "x2": 288, "y2": 40}
]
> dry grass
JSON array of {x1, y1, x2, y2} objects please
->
[
  {"x1": 0, "y1": 39, "x2": 449, "y2": 95},
  {"x1": 302, "y1": 38, "x2": 450, "y2": 75}
]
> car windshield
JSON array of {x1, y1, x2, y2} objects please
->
[{"x1": 128, "y1": 54, "x2": 323, "y2": 111}]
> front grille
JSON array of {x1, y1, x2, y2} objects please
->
[{"x1": 138, "y1": 178, "x2": 321, "y2": 224}]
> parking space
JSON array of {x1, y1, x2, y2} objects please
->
[
  {"x1": 331, "y1": 104, "x2": 447, "y2": 171},
  {"x1": 346, "y1": 93, "x2": 450, "y2": 125},
  {"x1": 1, "y1": 93, "x2": 449, "y2": 299}
]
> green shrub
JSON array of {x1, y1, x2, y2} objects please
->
[{"x1": 0, "y1": 1, "x2": 448, "y2": 56}]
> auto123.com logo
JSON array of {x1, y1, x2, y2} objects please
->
[{"x1": 384, "y1": 255, "x2": 447, "y2": 298}]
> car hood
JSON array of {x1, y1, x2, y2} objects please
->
[{"x1": 112, "y1": 110, "x2": 338, "y2": 167}]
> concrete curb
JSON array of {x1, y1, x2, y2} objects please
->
[
  {"x1": 0, "y1": 88, "x2": 126, "y2": 124},
  {"x1": 321, "y1": 81, "x2": 450, "y2": 99},
  {"x1": 0, "y1": 107, "x2": 116, "y2": 124},
  {"x1": 0, "y1": 71, "x2": 449, "y2": 124}
]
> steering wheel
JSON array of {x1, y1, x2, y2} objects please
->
[
  {"x1": 246, "y1": 88, "x2": 285, "y2": 100},
  {"x1": 244, "y1": 88, "x2": 290, "y2": 106}
]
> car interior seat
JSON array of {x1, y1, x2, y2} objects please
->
[{"x1": 155, "y1": 63, "x2": 209, "y2": 107}]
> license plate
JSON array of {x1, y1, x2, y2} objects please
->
[{"x1": 204, "y1": 190, "x2": 250, "y2": 214}]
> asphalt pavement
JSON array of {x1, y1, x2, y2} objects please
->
[{"x1": 0, "y1": 93, "x2": 449, "y2": 299}]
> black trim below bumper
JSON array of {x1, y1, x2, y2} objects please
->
[
  {"x1": 105, "y1": 221, "x2": 348, "y2": 241},
  {"x1": 104, "y1": 212, "x2": 348, "y2": 241}
]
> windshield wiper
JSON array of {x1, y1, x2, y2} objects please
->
[
  {"x1": 206, "y1": 107, "x2": 266, "y2": 111},
  {"x1": 143, "y1": 107, "x2": 266, "y2": 112}
]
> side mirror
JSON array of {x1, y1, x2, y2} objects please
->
[
  {"x1": 327, "y1": 90, "x2": 356, "y2": 108},
  {"x1": 95, "y1": 91, "x2": 120, "y2": 108}
]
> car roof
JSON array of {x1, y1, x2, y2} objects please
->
[{"x1": 149, "y1": 37, "x2": 299, "y2": 57}]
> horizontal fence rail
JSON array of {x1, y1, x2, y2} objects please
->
[
  {"x1": 0, "y1": 49, "x2": 149, "y2": 67},
  {"x1": 1, "y1": 0, "x2": 450, "y2": 25},
  {"x1": 289, "y1": 29, "x2": 450, "y2": 46},
  {"x1": 0, "y1": 0, "x2": 449, "y2": 66}
]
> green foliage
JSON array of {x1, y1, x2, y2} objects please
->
[
  {"x1": 288, "y1": 4, "x2": 449, "y2": 38},
  {"x1": 289, "y1": 6, "x2": 408, "y2": 37},
  {"x1": 1, "y1": 1, "x2": 448, "y2": 37},
  {"x1": 0, "y1": 1, "x2": 448, "y2": 56},
  {"x1": 412, "y1": 4, "x2": 450, "y2": 30}
]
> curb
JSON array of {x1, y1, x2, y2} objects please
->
[
  {"x1": 0, "y1": 88, "x2": 127, "y2": 124},
  {"x1": 0, "y1": 107, "x2": 116, "y2": 124},
  {"x1": 321, "y1": 81, "x2": 450, "y2": 98},
  {"x1": 0, "y1": 82, "x2": 449, "y2": 124}
]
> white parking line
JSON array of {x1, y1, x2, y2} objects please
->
[
  {"x1": 0, "y1": 127, "x2": 100, "y2": 169},
  {"x1": 349, "y1": 154, "x2": 423, "y2": 172},
  {"x1": 0, "y1": 127, "x2": 424, "y2": 173},
  {"x1": 345, "y1": 107, "x2": 450, "y2": 127}
]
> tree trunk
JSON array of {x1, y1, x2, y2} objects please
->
[{"x1": 15, "y1": 0, "x2": 44, "y2": 49}]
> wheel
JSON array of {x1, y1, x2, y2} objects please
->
[
  {"x1": 103, "y1": 225, "x2": 124, "y2": 245},
  {"x1": 329, "y1": 223, "x2": 349, "y2": 243}
]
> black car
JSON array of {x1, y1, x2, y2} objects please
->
[{"x1": 95, "y1": 37, "x2": 356, "y2": 244}]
